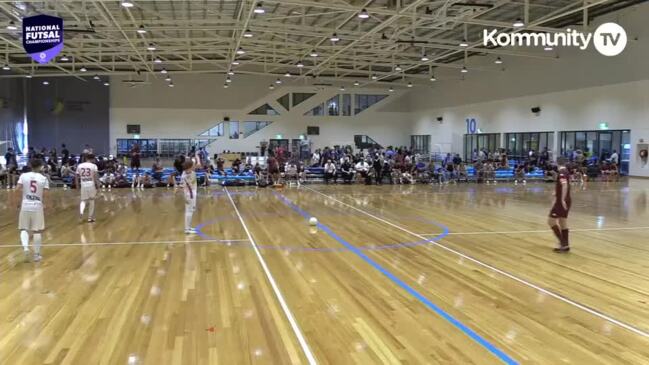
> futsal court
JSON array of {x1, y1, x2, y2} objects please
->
[{"x1": 1, "y1": 180, "x2": 649, "y2": 364}]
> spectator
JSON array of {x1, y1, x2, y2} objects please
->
[
  {"x1": 151, "y1": 158, "x2": 164, "y2": 182},
  {"x1": 340, "y1": 158, "x2": 353, "y2": 184},
  {"x1": 355, "y1": 159, "x2": 371, "y2": 185},
  {"x1": 324, "y1": 159, "x2": 337, "y2": 184},
  {"x1": 609, "y1": 150, "x2": 619, "y2": 165}
]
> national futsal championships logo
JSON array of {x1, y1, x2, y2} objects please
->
[{"x1": 483, "y1": 22, "x2": 627, "y2": 57}]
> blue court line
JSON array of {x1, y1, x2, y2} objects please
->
[{"x1": 273, "y1": 192, "x2": 518, "y2": 365}]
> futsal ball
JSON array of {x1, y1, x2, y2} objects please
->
[{"x1": 309, "y1": 217, "x2": 318, "y2": 226}]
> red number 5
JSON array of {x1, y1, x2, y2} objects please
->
[{"x1": 30, "y1": 180, "x2": 37, "y2": 193}]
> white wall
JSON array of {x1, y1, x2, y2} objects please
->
[
  {"x1": 110, "y1": 74, "x2": 412, "y2": 156},
  {"x1": 410, "y1": 2, "x2": 649, "y2": 176}
]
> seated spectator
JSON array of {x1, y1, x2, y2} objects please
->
[
  {"x1": 151, "y1": 158, "x2": 165, "y2": 182},
  {"x1": 324, "y1": 159, "x2": 337, "y2": 184},
  {"x1": 216, "y1": 157, "x2": 225, "y2": 175},
  {"x1": 340, "y1": 158, "x2": 354, "y2": 184},
  {"x1": 483, "y1": 161, "x2": 496, "y2": 184},
  {"x1": 457, "y1": 162, "x2": 468, "y2": 182},
  {"x1": 514, "y1": 164, "x2": 526, "y2": 185},
  {"x1": 232, "y1": 158, "x2": 242, "y2": 174},
  {"x1": 355, "y1": 159, "x2": 371, "y2": 185},
  {"x1": 285, "y1": 162, "x2": 300, "y2": 186}
]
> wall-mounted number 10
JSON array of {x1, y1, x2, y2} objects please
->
[{"x1": 466, "y1": 118, "x2": 477, "y2": 134}]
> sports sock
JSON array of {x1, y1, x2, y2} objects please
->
[
  {"x1": 551, "y1": 225, "x2": 562, "y2": 242},
  {"x1": 561, "y1": 229, "x2": 570, "y2": 246},
  {"x1": 33, "y1": 233, "x2": 42, "y2": 254},
  {"x1": 20, "y1": 230, "x2": 29, "y2": 251},
  {"x1": 80, "y1": 201, "x2": 86, "y2": 216},
  {"x1": 88, "y1": 200, "x2": 95, "y2": 219},
  {"x1": 185, "y1": 212, "x2": 193, "y2": 230}
]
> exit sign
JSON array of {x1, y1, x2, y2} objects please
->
[{"x1": 599, "y1": 122, "x2": 609, "y2": 130}]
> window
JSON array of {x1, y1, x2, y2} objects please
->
[
  {"x1": 505, "y1": 132, "x2": 554, "y2": 160},
  {"x1": 411, "y1": 135, "x2": 430, "y2": 155},
  {"x1": 354, "y1": 94, "x2": 387, "y2": 114},
  {"x1": 292, "y1": 93, "x2": 315, "y2": 107},
  {"x1": 158, "y1": 139, "x2": 192, "y2": 158},
  {"x1": 249, "y1": 103, "x2": 279, "y2": 115},
  {"x1": 560, "y1": 129, "x2": 631, "y2": 174},
  {"x1": 229, "y1": 121, "x2": 240, "y2": 139},
  {"x1": 463, "y1": 133, "x2": 500, "y2": 161},
  {"x1": 342, "y1": 94, "x2": 351, "y2": 116},
  {"x1": 326, "y1": 95, "x2": 340, "y2": 116},
  {"x1": 277, "y1": 94, "x2": 290, "y2": 110},
  {"x1": 198, "y1": 123, "x2": 224, "y2": 137},
  {"x1": 243, "y1": 121, "x2": 272, "y2": 138},
  {"x1": 305, "y1": 103, "x2": 325, "y2": 116},
  {"x1": 116, "y1": 139, "x2": 157, "y2": 158}
]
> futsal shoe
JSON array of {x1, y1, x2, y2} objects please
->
[
  {"x1": 553, "y1": 246, "x2": 570, "y2": 253},
  {"x1": 32, "y1": 253, "x2": 42, "y2": 263},
  {"x1": 88, "y1": 218, "x2": 96, "y2": 223},
  {"x1": 23, "y1": 249, "x2": 31, "y2": 263},
  {"x1": 185, "y1": 228, "x2": 197, "y2": 234}
]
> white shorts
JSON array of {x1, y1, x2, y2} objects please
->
[
  {"x1": 19, "y1": 209, "x2": 45, "y2": 231},
  {"x1": 185, "y1": 197, "x2": 196, "y2": 212},
  {"x1": 81, "y1": 186, "x2": 97, "y2": 200}
]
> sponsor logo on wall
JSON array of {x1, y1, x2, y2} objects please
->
[
  {"x1": 483, "y1": 22, "x2": 627, "y2": 57},
  {"x1": 22, "y1": 14, "x2": 64, "y2": 64}
]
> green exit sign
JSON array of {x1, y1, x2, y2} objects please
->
[{"x1": 599, "y1": 122, "x2": 609, "y2": 130}]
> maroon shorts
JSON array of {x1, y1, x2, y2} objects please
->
[{"x1": 549, "y1": 202, "x2": 571, "y2": 218}]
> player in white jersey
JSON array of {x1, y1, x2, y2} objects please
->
[
  {"x1": 17, "y1": 159, "x2": 49, "y2": 262},
  {"x1": 182, "y1": 160, "x2": 198, "y2": 234},
  {"x1": 76, "y1": 154, "x2": 99, "y2": 223}
]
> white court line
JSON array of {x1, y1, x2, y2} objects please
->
[
  {"x1": 305, "y1": 186, "x2": 649, "y2": 339},
  {"x1": 417, "y1": 226, "x2": 649, "y2": 236},
  {"x1": 224, "y1": 187, "x2": 317, "y2": 365},
  {"x1": 0, "y1": 239, "x2": 249, "y2": 249}
]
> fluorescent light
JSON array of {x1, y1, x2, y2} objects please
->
[
  {"x1": 459, "y1": 39, "x2": 469, "y2": 47},
  {"x1": 354, "y1": 81, "x2": 360, "y2": 86},
  {"x1": 254, "y1": 3, "x2": 265, "y2": 14},
  {"x1": 309, "y1": 50, "x2": 318, "y2": 57},
  {"x1": 224, "y1": 84, "x2": 229, "y2": 89},
  {"x1": 275, "y1": 78, "x2": 282, "y2": 84},
  {"x1": 226, "y1": 76, "x2": 232, "y2": 83},
  {"x1": 296, "y1": 61, "x2": 304, "y2": 68},
  {"x1": 147, "y1": 43, "x2": 156, "y2": 51},
  {"x1": 284, "y1": 72, "x2": 291, "y2": 77},
  {"x1": 121, "y1": 0, "x2": 134, "y2": 8},
  {"x1": 358, "y1": 8, "x2": 369, "y2": 19},
  {"x1": 544, "y1": 46, "x2": 553, "y2": 51},
  {"x1": 232, "y1": 60, "x2": 240, "y2": 65},
  {"x1": 430, "y1": 75, "x2": 436, "y2": 81},
  {"x1": 6, "y1": 21, "x2": 17, "y2": 30},
  {"x1": 228, "y1": 70, "x2": 235, "y2": 76},
  {"x1": 394, "y1": 65, "x2": 402, "y2": 71},
  {"x1": 93, "y1": 74, "x2": 100, "y2": 80},
  {"x1": 269, "y1": 84, "x2": 274, "y2": 90},
  {"x1": 60, "y1": 55, "x2": 69, "y2": 61},
  {"x1": 2, "y1": 64, "x2": 10, "y2": 71},
  {"x1": 104, "y1": 82, "x2": 110, "y2": 86},
  {"x1": 25, "y1": 75, "x2": 32, "y2": 79},
  {"x1": 330, "y1": 33, "x2": 340, "y2": 42},
  {"x1": 513, "y1": 18, "x2": 524, "y2": 28},
  {"x1": 42, "y1": 80, "x2": 49, "y2": 85},
  {"x1": 389, "y1": 87, "x2": 394, "y2": 92},
  {"x1": 495, "y1": 57, "x2": 503, "y2": 64},
  {"x1": 339, "y1": 86, "x2": 345, "y2": 91},
  {"x1": 421, "y1": 54, "x2": 429, "y2": 61},
  {"x1": 154, "y1": 58, "x2": 162, "y2": 64},
  {"x1": 137, "y1": 25, "x2": 147, "y2": 34},
  {"x1": 168, "y1": 83, "x2": 174, "y2": 88},
  {"x1": 160, "y1": 68, "x2": 167, "y2": 74},
  {"x1": 165, "y1": 75, "x2": 172, "y2": 82},
  {"x1": 80, "y1": 66, "x2": 87, "y2": 72},
  {"x1": 243, "y1": 29, "x2": 253, "y2": 38},
  {"x1": 461, "y1": 66, "x2": 468, "y2": 73},
  {"x1": 371, "y1": 75, "x2": 377, "y2": 80},
  {"x1": 407, "y1": 82, "x2": 413, "y2": 88},
  {"x1": 236, "y1": 47, "x2": 245, "y2": 55}
]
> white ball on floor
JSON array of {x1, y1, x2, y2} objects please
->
[{"x1": 309, "y1": 217, "x2": 318, "y2": 226}]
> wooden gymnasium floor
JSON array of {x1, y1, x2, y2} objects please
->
[{"x1": 1, "y1": 179, "x2": 649, "y2": 365}]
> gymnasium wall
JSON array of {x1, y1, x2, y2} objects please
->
[
  {"x1": 410, "y1": 1, "x2": 649, "y2": 176},
  {"x1": 109, "y1": 74, "x2": 413, "y2": 155},
  {"x1": 0, "y1": 79, "x2": 25, "y2": 152},
  {"x1": 27, "y1": 78, "x2": 110, "y2": 155}
]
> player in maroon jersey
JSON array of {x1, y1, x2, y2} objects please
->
[{"x1": 548, "y1": 158, "x2": 571, "y2": 253}]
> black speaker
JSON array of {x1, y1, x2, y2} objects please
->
[
  {"x1": 224, "y1": 116, "x2": 230, "y2": 122},
  {"x1": 126, "y1": 124, "x2": 141, "y2": 134},
  {"x1": 436, "y1": 116, "x2": 443, "y2": 122},
  {"x1": 531, "y1": 106, "x2": 541, "y2": 114},
  {"x1": 307, "y1": 126, "x2": 320, "y2": 135}
]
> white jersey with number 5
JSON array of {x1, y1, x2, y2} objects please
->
[{"x1": 19, "y1": 172, "x2": 49, "y2": 212}]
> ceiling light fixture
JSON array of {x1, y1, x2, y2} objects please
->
[
  {"x1": 358, "y1": 8, "x2": 369, "y2": 19},
  {"x1": 310, "y1": 50, "x2": 318, "y2": 57},
  {"x1": 389, "y1": 87, "x2": 394, "y2": 92},
  {"x1": 275, "y1": 78, "x2": 282, "y2": 84},
  {"x1": 394, "y1": 65, "x2": 402, "y2": 71},
  {"x1": 430, "y1": 75, "x2": 436, "y2": 81},
  {"x1": 236, "y1": 47, "x2": 245, "y2": 55},
  {"x1": 226, "y1": 76, "x2": 232, "y2": 83},
  {"x1": 544, "y1": 46, "x2": 553, "y2": 51},
  {"x1": 232, "y1": 60, "x2": 240, "y2": 65},
  {"x1": 495, "y1": 57, "x2": 503, "y2": 64},
  {"x1": 339, "y1": 86, "x2": 345, "y2": 91},
  {"x1": 60, "y1": 55, "x2": 69, "y2": 61},
  {"x1": 121, "y1": 1, "x2": 134, "y2": 8},
  {"x1": 269, "y1": 84, "x2": 274, "y2": 90},
  {"x1": 168, "y1": 83, "x2": 174, "y2": 88},
  {"x1": 421, "y1": 54, "x2": 429, "y2": 61},
  {"x1": 165, "y1": 75, "x2": 172, "y2": 82},
  {"x1": 25, "y1": 75, "x2": 32, "y2": 79},
  {"x1": 137, "y1": 25, "x2": 147, "y2": 34},
  {"x1": 513, "y1": 18, "x2": 524, "y2": 28},
  {"x1": 43, "y1": 80, "x2": 49, "y2": 85},
  {"x1": 354, "y1": 81, "x2": 360, "y2": 86},
  {"x1": 296, "y1": 61, "x2": 304, "y2": 68},
  {"x1": 407, "y1": 82, "x2": 413, "y2": 88},
  {"x1": 461, "y1": 66, "x2": 468, "y2": 73},
  {"x1": 160, "y1": 68, "x2": 167, "y2": 74},
  {"x1": 6, "y1": 21, "x2": 17, "y2": 30},
  {"x1": 330, "y1": 33, "x2": 340, "y2": 42},
  {"x1": 93, "y1": 74, "x2": 100, "y2": 80},
  {"x1": 147, "y1": 43, "x2": 156, "y2": 51},
  {"x1": 80, "y1": 66, "x2": 87, "y2": 72},
  {"x1": 224, "y1": 84, "x2": 229, "y2": 89},
  {"x1": 104, "y1": 82, "x2": 110, "y2": 86},
  {"x1": 459, "y1": 39, "x2": 469, "y2": 47},
  {"x1": 243, "y1": 29, "x2": 253, "y2": 38},
  {"x1": 284, "y1": 72, "x2": 291, "y2": 77},
  {"x1": 2, "y1": 64, "x2": 10, "y2": 71},
  {"x1": 371, "y1": 75, "x2": 378, "y2": 80},
  {"x1": 154, "y1": 58, "x2": 162, "y2": 64}
]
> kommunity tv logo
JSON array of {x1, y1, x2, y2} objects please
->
[{"x1": 483, "y1": 22, "x2": 627, "y2": 56}]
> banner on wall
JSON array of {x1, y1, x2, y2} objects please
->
[{"x1": 22, "y1": 14, "x2": 64, "y2": 64}]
